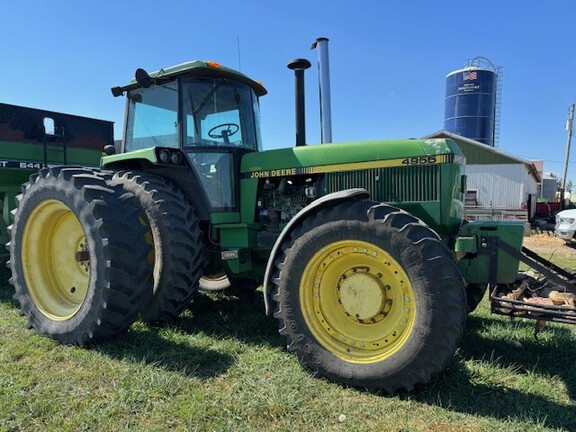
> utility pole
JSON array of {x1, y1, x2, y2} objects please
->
[{"x1": 560, "y1": 103, "x2": 575, "y2": 210}]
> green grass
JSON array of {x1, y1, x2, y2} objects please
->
[
  {"x1": 2, "y1": 265, "x2": 576, "y2": 431},
  {"x1": 519, "y1": 253, "x2": 576, "y2": 273}
]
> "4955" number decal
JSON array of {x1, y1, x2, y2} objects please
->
[{"x1": 401, "y1": 156, "x2": 438, "y2": 166}]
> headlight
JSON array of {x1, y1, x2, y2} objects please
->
[
  {"x1": 170, "y1": 152, "x2": 182, "y2": 165},
  {"x1": 156, "y1": 148, "x2": 184, "y2": 165},
  {"x1": 158, "y1": 149, "x2": 171, "y2": 164}
]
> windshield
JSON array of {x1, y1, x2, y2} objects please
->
[
  {"x1": 123, "y1": 78, "x2": 262, "y2": 152},
  {"x1": 182, "y1": 78, "x2": 261, "y2": 150}
]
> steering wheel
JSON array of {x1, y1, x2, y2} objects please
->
[{"x1": 208, "y1": 123, "x2": 240, "y2": 142}]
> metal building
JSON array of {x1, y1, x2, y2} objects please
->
[
  {"x1": 444, "y1": 58, "x2": 500, "y2": 147},
  {"x1": 425, "y1": 131, "x2": 540, "y2": 222}
]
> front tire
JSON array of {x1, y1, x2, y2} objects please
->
[
  {"x1": 8, "y1": 167, "x2": 152, "y2": 345},
  {"x1": 272, "y1": 201, "x2": 466, "y2": 393}
]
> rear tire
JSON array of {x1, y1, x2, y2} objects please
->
[
  {"x1": 8, "y1": 167, "x2": 152, "y2": 345},
  {"x1": 110, "y1": 171, "x2": 204, "y2": 323},
  {"x1": 272, "y1": 201, "x2": 466, "y2": 393},
  {"x1": 466, "y1": 284, "x2": 487, "y2": 314}
]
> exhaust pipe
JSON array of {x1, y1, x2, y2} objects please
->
[
  {"x1": 287, "y1": 58, "x2": 311, "y2": 147},
  {"x1": 311, "y1": 37, "x2": 333, "y2": 144}
]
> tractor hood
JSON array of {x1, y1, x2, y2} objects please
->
[{"x1": 241, "y1": 138, "x2": 465, "y2": 178}]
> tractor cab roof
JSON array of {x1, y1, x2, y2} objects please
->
[{"x1": 112, "y1": 60, "x2": 267, "y2": 97}]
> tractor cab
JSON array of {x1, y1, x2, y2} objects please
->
[{"x1": 112, "y1": 61, "x2": 266, "y2": 212}]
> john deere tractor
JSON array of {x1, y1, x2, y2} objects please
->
[{"x1": 8, "y1": 57, "x2": 576, "y2": 394}]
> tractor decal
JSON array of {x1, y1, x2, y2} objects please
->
[{"x1": 243, "y1": 153, "x2": 455, "y2": 179}]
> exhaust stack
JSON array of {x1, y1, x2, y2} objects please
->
[
  {"x1": 311, "y1": 37, "x2": 333, "y2": 144},
  {"x1": 288, "y1": 58, "x2": 311, "y2": 147}
]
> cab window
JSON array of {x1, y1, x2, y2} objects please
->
[{"x1": 124, "y1": 83, "x2": 178, "y2": 151}]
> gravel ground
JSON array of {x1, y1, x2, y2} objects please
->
[{"x1": 523, "y1": 232, "x2": 576, "y2": 259}]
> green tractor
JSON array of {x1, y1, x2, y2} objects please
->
[{"x1": 8, "y1": 55, "x2": 575, "y2": 394}]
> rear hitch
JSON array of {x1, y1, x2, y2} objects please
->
[{"x1": 489, "y1": 243, "x2": 576, "y2": 334}]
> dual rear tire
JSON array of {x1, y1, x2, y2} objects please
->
[
  {"x1": 110, "y1": 171, "x2": 204, "y2": 323},
  {"x1": 8, "y1": 167, "x2": 205, "y2": 345},
  {"x1": 8, "y1": 167, "x2": 152, "y2": 345}
]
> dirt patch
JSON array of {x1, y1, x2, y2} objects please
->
[{"x1": 523, "y1": 233, "x2": 576, "y2": 259}]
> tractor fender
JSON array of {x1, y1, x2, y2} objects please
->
[{"x1": 263, "y1": 188, "x2": 370, "y2": 315}]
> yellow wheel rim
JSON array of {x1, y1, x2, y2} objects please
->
[
  {"x1": 300, "y1": 240, "x2": 416, "y2": 363},
  {"x1": 21, "y1": 199, "x2": 90, "y2": 320}
]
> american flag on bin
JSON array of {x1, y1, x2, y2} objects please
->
[{"x1": 464, "y1": 71, "x2": 477, "y2": 81}]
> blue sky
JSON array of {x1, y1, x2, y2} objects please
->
[{"x1": 2, "y1": 1, "x2": 575, "y2": 179}]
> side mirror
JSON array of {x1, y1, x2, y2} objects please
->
[
  {"x1": 103, "y1": 145, "x2": 116, "y2": 156},
  {"x1": 111, "y1": 86, "x2": 124, "y2": 97}
]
